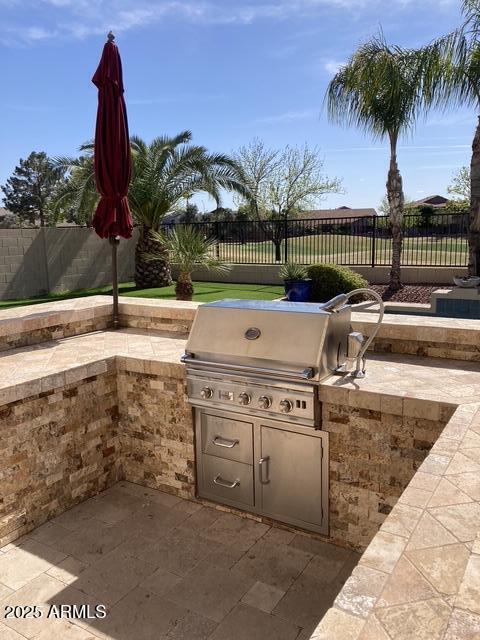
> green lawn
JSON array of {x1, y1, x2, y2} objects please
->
[
  {"x1": 0, "y1": 282, "x2": 284, "y2": 310},
  {"x1": 217, "y1": 234, "x2": 468, "y2": 266}
]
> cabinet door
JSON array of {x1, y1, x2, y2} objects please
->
[{"x1": 257, "y1": 424, "x2": 325, "y2": 529}]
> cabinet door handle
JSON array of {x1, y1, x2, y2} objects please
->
[
  {"x1": 213, "y1": 436, "x2": 239, "y2": 449},
  {"x1": 259, "y1": 456, "x2": 270, "y2": 484},
  {"x1": 213, "y1": 475, "x2": 240, "y2": 489}
]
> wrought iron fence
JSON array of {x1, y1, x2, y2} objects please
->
[{"x1": 163, "y1": 212, "x2": 469, "y2": 267}]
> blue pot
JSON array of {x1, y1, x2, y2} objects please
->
[{"x1": 284, "y1": 279, "x2": 312, "y2": 302}]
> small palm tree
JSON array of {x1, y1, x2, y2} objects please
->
[
  {"x1": 326, "y1": 36, "x2": 425, "y2": 291},
  {"x1": 148, "y1": 226, "x2": 230, "y2": 300},
  {"x1": 53, "y1": 132, "x2": 248, "y2": 288}
]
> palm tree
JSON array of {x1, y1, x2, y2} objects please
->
[
  {"x1": 148, "y1": 226, "x2": 230, "y2": 300},
  {"x1": 53, "y1": 132, "x2": 247, "y2": 288},
  {"x1": 418, "y1": 5, "x2": 480, "y2": 276},
  {"x1": 326, "y1": 36, "x2": 425, "y2": 291},
  {"x1": 52, "y1": 150, "x2": 97, "y2": 226}
]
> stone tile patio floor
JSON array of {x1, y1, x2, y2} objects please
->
[{"x1": 0, "y1": 481, "x2": 360, "y2": 640}]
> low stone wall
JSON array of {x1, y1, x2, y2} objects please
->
[
  {"x1": 0, "y1": 315, "x2": 111, "y2": 352},
  {"x1": 118, "y1": 298, "x2": 197, "y2": 336},
  {"x1": 0, "y1": 296, "x2": 113, "y2": 352},
  {"x1": 0, "y1": 354, "x2": 196, "y2": 547},
  {"x1": 0, "y1": 371, "x2": 120, "y2": 548},
  {"x1": 117, "y1": 362, "x2": 195, "y2": 499},
  {"x1": 322, "y1": 395, "x2": 453, "y2": 549},
  {"x1": 353, "y1": 312, "x2": 480, "y2": 362}
]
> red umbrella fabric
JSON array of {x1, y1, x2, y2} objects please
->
[{"x1": 92, "y1": 34, "x2": 133, "y2": 239}]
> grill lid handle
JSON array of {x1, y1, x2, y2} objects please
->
[{"x1": 180, "y1": 353, "x2": 314, "y2": 380}]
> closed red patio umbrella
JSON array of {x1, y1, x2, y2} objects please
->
[{"x1": 92, "y1": 31, "x2": 133, "y2": 328}]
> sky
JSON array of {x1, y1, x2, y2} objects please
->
[{"x1": 0, "y1": 0, "x2": 475, "y2": 213}]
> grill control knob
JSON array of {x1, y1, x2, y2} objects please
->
[
  {"x1": 258, "y1": 395, "x2": 272, "y2": 409},
  {"x1": 238, "y1": 392, "x2": 251, "y2": 405},
  {"x1": 200, "y1": 387, "x2": 213, "y2": 399},
  {"x1": 279, "y1": 399, "x2": 293, "y2": 413}
]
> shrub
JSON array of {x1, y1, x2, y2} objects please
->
[{"x1": 306, "y1": 263, "x2": 368, "y2": 302}]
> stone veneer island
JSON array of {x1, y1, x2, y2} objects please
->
[{"x1": 0, "y1": 295, "x2": 479, "y2": 639}]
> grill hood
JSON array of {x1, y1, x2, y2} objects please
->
[{"x1": 183, "y1": 299, "x2": 351, "y2": 382}]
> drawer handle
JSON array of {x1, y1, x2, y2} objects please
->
[
  {"x1": 213, "y1": 475, "x2": 240, "y2": 489},
  {"x1": 213, "y1": 436, "x2": 239, "y2": 449},
  {"x1": 259, "y1": 456, "x2": 270, "y2": 484}
]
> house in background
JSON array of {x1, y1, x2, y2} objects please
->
[
  {"x1": 300, "y1": 206, "x2": 377, "y2": 221},
  {"x1": 412, "y1": 195, "x2": 450, "y2": 209},
  {"x1": 298, "y1": 206, "x2": 377, "y2": 233}
]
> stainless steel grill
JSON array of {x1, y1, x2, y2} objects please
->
[{"x1": 182, "y1": 297, "x2": 379, "y2": 535}]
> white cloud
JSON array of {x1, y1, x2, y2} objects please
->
[
  {"x1": 1, "y1": 0, "x2": 459, "y2": 46},
  {"x1": 254, "y1": 108, "x2": 319, "y2": 125},
  {"x1": 323, "y1": 59, "x2": 345, "y2": 75}
]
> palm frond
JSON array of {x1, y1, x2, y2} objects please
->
[
  {"x1": 52, "y1": 132, "x2": 248, "y2": 230},
  {"x1": 326, "y1": 34, "x2": 427, "y2": 142}
]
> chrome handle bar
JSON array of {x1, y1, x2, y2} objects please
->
[
  {"x1": 181, "y1": 354, "x2": 314, "y2": 381},
  {"x1": 213, "y1": 475, "x2": 240, "y2": 489},
  {"x1": 213, "y1": 436, "x2": 239, "y2": 449}
]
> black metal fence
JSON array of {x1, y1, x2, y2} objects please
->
[{"x1": 164, "y1": 212, "x2": 469, "y2": 267}]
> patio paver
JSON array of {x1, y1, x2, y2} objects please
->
[{"x1": 0, "y1": 481, "x2": 358, "y2": 639}]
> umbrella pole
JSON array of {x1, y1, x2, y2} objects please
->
[{"x1": 110, "y1": 236, "x2": 120, "y2": 329}]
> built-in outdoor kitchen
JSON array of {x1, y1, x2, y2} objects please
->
[
  {"x1": 0, "y1": 295, "x2": 479, "y2": 639},
  {"x1": 183, "y1": 292, "x2": 383, "y2": 537}
]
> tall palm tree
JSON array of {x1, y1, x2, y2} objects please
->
[
  {"x1": 326, "y1": 37, "x2": 425, "y2": 291},
  {"x1": 418, "y1": 4, "x2": 480, "y2": 276},
  {"x1": 53, "y1": 132, "x2": 248, "y2": 288}
]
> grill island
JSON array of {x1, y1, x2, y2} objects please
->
[{"x1": 182, "y1": 295, "x2": 383, "y2": 535}]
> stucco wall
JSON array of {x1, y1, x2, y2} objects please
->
[{"x1": 0, "y1": 228, "x2": 138, "y2": 300}]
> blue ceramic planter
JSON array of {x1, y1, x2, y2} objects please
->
[{"x1": 284, "y1": 279, "x2": 312, "y2": 302}]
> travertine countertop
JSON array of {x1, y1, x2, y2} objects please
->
[
  {"x1": 0, "y1": 329, "x2": 187, "y2": 404},
  {"x1": 1, "y1": 328, "x2": 480, "y2": 407}
]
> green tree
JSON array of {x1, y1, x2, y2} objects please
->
[
  {"x1": 181, "y1": 203, "x2": 199, "y2": 224},
  {"x1": 1, "y1": 151, "x2": 64, "y2": 227},
  {"x1": 445, "y1": 199, "x2": 470, "y2": 215},
  {"x1": 447, "y1": 166, "x2": 470, "y2": 201},
  {"x1": 327, "y1": 37, "x2": 426, "y2": 291},
  {"x1": 52, "y1": 153, "x2": 97, "y2": 226},
  {"x1": 148, "y1": 226, "x2": 230, "y2": 300},
  {"x1": 204, "y1": 207, "x2": 235, "y2": 223},
  {"x1": 235, "y1": 139, "x2": 342, "y2": 262},
  {"x1": 54, "y1": 131, "x2": 247, "y2": 288},
  {"x1": 417, "y1": 204, "x2": 435, "y2": 229}
]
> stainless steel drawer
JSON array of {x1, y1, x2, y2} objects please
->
[
  {"x1": 201, "y1": 413, "x2": 253, "y2": 464},
  {"x1": 199, "y1": 455, "x2": 254, "y2": 507}
]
